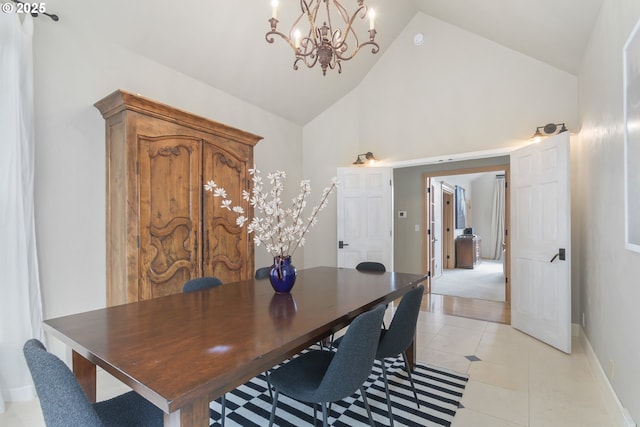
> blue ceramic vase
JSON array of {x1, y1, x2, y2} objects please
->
[{"x1": 269, "y1": 256, "x2": 297, "y2": 293}]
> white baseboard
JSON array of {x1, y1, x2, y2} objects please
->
[
  {"x1": 4, "y1": 384, "x2": 37, "y2": 403},
  {"x1": 578, "y1": 326, "x2": 637, "y2": 427},
  {"x1": 572, "y1": 322, "x2": 580, "y2": 337}
]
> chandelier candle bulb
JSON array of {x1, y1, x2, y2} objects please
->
[
  {"x1": 369, "y1": 9, "x2": 375, "y2": 30},
  {"x1": 294, "y1": 29, "x2": 301, "y2": 49},
  {"x1": 271, "y1": 0, "x2": 278, "y2": 19}
]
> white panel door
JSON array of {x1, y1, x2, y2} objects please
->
[
  {"x1": 510, "y1": 132, "x2": 571, "y2": 353},
  {"x1": 433, "y1": 180, "x2": 443, "y2": 278},
  {"x1": 337, "y1": 167, "x2": 392, "y2": 269}
]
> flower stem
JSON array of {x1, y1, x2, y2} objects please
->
[{"x1": 289, "y1": 181, "x2": 336, "y2": 256}]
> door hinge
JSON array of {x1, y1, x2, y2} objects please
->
[
  {"x1": 427, "y1": 228, "x2": 431, "y2": 235},
  {"x1": 389, "y1": 179, "x2": 392, "y2": 187},
  {"x1": 136, "y1": 162, "x2": 139, "y2": 175},
  {"x1": 427, "y1": 187, "x2": 431, "y2": 193},
  {"x1": 505, "y1": 276, "x2": 509, "y2": 283},
  {"x1": 427, "y1": 271, "x2": 431, "y2": 277},
  {"x1": 137, "y1": 235, "x2": 140, "y2": 248}
]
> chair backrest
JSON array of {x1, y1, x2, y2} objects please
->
[
  {"x1": 23, "y1": 339, "x2": 103, "y2": 427},
  {"x1": 317, "y1": 305, "x2": 386, "y2": 402},
  {"x1": 255, "y1": 266, "x2": 271, "y2": 279},
  {"x1": 355, "y1": 262, "x2": 386, "y2": 273},
  {"x1": 376, "y1": 285, "x2": 425, "y2": 359},
  {"x1": 182, "y1": 276, "x2": 223, "y2": 293}
]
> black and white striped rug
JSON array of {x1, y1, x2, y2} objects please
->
[{"x1": 208, "y1": 355, "x2": 468, "y2": 426}]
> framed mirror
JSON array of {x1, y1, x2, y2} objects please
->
[{"x1": 624, "y1": 17, "x2": 640, "y2": 253}]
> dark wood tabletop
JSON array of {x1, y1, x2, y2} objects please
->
[{"x1": 43, "y1": 266, "x2": 427, "y2": 427}]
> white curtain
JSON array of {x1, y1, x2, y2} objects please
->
[
  {"x1": 489, "y1": 176, "x2": 506, "y2": 260},
  {"x1": 0, "y1": 13, "x2": 44, "y2": 411}
]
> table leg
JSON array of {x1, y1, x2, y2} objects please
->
[
  {"x1": 164, "y1": 396, "x2": 210, "y2": 427},
  {"x1": 72, "y1": 351, "x2": 96, "y2": 402}
]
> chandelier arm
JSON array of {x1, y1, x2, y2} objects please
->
[
  {"x1": 332, "y1": 0, "x2": 369, "y2": 54},
  {"x1": 324, "y1": 0, "x2": 335, "y2": 42},
  {"x1": 336, "y1": 39, "x2": 379, "y2": 61},
  {"x1": 293, "y1": 57, "x2": 302, "y2": 71},
  {"x1": 295, "y1": 50, "x2": 319, "y2": 69},
  {"x1": 298, "y1": 37, "x2": 318, "y2": 58},
  {"x1": 298, "y1": 0, "x2": 317, "y2": 39},
  {"x1": 301, "y1": 0, "x2": 322, "y2": 45},
  {"x1": 266, "y1": 29, "x2": 302, "y2": 53}
]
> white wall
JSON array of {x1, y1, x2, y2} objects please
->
[
  {"x1": 356, "y1": 13, "x2": 578, "y2": 163},
  {"x1": 576, "y1": 0, "x2": 640, "y2": 421},
  {"x1": 30, "y1": 11, "x2": 303, "y2": 347},
  {"x1": 303, "y1": 11, "x2": 577, "y2": 272},
  {"x1": 302, "y1": 94, "x2": 360, "y2": 268}
]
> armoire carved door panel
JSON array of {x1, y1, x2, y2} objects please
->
[
  {"x1": 203, "y1": 142, "x2": 252, "y2": 283},
  {"x1": 138, "y1": 135, "x2": 203, "y2": 299}
]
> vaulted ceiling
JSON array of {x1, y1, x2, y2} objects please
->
[{"x1": 73, "y1": 0, "x2": 603, "y2": 125}]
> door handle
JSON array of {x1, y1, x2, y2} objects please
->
[
  {"x1": 338, "y1": 241, "x2": 349, "y2": 249},
  {"x1": 550, "y1": 248, "x2": 566, "y2": 262}
]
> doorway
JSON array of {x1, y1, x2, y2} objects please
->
[
  {"x1": 441, "y1": 185, "x2": 455, "y2": 270},
  {"x1": 422, "y1": 165, "x2": 511, "y2": 304}
]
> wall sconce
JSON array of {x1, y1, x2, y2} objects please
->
[
  {"x1": 353, "y1": 152, "x2": 377, "y2": 165},
  {"x1": 530, "y1": 123, "x2": 568, "y2": 142}
]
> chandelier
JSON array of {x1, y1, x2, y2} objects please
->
[{"x1": 266, "y1": 0, "x2": 380, "y2": 76}]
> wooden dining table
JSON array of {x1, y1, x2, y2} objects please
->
[{"x1": 43, "y1": 266, "x2": 428, "y2": 427}]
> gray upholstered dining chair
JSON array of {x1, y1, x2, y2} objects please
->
[
  {"x1": 355, "y1": 261, "x2": 386, "y2": 272},
  {"x1": 268, "y1": 304, "x2": 386, "y2": 427},
  {"x1": 375, "y1": 284, "x2": 424, "y2": 425},
  {"x1": 354, "y1": 261, "x2": 388, "y2": 328},
  {"x1": 255, "y1": 266, "x2": 271, "y2": 279},
  {"x1": 332, "y1": 284, "x2": 425, "y2": 426},
  {"x1": 182, "y1": 276, "x2": 223, "y2": 293},
  {"x1": 23, "y1": 339, "x2": 163, "y2": 427}
]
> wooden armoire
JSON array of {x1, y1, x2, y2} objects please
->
[{"x1": 95, "y1": 90, "x2": 262, "y2": 306}]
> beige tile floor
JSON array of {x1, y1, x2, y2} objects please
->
[{"x1": 0, "y1": 310, "x2": 615, "y2": 427}]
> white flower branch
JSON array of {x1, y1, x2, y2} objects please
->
[{"x1": 204, "y1": 169, "x2": 338, "y2": 259}]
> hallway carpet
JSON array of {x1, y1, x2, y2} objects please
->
[{"x1": 431, "y1": 259, "x2": 505, "y2": 302}]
